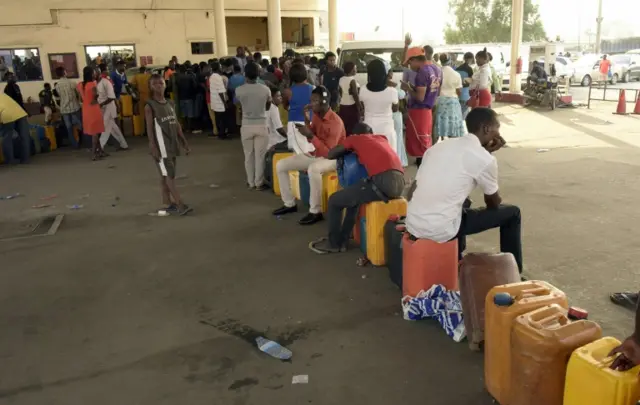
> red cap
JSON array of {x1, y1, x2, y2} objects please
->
[
  {"x1": 568, "y1": 307, "x2": 588, "y2": 320},
  {"x1": 404, "y1": 46, "x2": 425, "y2": 64}
]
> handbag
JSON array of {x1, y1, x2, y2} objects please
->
[{"x1": 466, "y1": 88, "x2": 479, "y2": 108}]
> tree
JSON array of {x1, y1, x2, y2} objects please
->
[{"x1": 444, "y1": 0, "x2": 547, "y2": 44}]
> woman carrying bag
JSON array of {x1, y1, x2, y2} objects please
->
[{"x1": 469, "y1": 48, "x2": 492, "y2": 109}]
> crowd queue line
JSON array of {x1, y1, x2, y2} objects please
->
[{"x1": 4, "y1": 42, "x2": 640, "y2": 384}]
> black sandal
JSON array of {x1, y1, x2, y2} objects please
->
[{"x1": 610, "y1": 292, "x2": 639, "y2": 311}]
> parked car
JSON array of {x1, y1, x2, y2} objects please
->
[
  {"x1": 571, "y1": 54, "x2": 623, "y2": 86},
  {"x1": 610, "y1": 54, "x2": 640, "y2": 82},
  {"x1": 338, "y1": 40, "x2": 406, "y2": 86},
  {"x1": 627, "y1": 54, "x2": 640, "y2": 81}
]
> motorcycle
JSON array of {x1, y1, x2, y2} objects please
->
[{"x1": 523, "y1": 74, "x2": 558, "y2": 110}]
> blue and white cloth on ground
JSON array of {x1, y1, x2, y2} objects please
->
[{"x1": 402, "y1": 284, "x2": 466, "y2": 342}]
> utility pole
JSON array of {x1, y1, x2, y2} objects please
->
[{"x1": 595, "y1": 0, "x2": 603, "y2": 54}]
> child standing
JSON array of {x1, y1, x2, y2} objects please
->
[
  {"x1": 39, "y1": 83, "x2": 56, "y2": 125},
  {"x1": 145, "y1": 74, "x2": 193, "y2": 215}
]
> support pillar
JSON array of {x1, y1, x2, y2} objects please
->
[
  {"x1": 595, "y1": 0, "x2": 603, "y2": 54},
  {"x1": 328, "y1": 0, "x2": 338, "y2": 53},
  {"x1": 214, "y1": 0, "x2": 228, "y2": 57},
  {"x1": 267, "y1": 0, "x2": 283, "y2": 58},
  {"x1": 509, "y1": 0, "x2": 524, "y2": 93}
]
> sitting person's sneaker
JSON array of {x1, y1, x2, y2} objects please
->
[
  {"x1": 255, "y1": 185, "x2": 270, "y2": 191},
  {"x1": 309, "y1": 237, "x2": 345, "y2": 254},
  {"x1": 299, "y1": 212, "x2": 323, "y2": 225},
  {"x1": 272, "y1": 205, "x2": 298, "y2": 216}
]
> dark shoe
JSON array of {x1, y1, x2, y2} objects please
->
[
  {"x1": 165, "y1": 204, "x2": 178, "y2": 213},
  {"x1": 610, "y1": 292, "x2": 639, "y2": 311},
  {"x1": 272, "y1": 205, "x2": 297, "y2": 216},
  {"x1": 177, "y1": 204, "x2": 193, "y2": 216},
  {"x1": 309, "y1": 237, "x2": 345, "y2": 254},
  {"x1": 255, "y1": 185, "x2": 270, "y2": 191},
  {"x1": 116, "y1": 146, "x2": 130, "y2": 152},
  {"x1": 299, "y1": 212, "x2": 324, "y2": 225}
]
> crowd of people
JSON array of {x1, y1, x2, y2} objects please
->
[{"x1": 1, "y1": 40, "x2": 638, "y2": 374}]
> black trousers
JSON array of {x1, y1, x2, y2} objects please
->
[
  {"x1": 226, "y1": 104, "x2": 237, "y2": 134},
  {"x1": 456, "y1": 204, "x2": 523, "y2": 272},
  {"x1": 214, "y1": 111, "x2": 227, "y2": 139},
  {"x1": 327, "y1": 170, "x2": 405, "y2": 249}
]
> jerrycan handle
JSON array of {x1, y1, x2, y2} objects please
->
[
  {"x1": 530, "y1": 311, "x2": 568, "y2": 330},
  {"x1": 513, "y1": 286, "x2": 550, "y2": 300}
]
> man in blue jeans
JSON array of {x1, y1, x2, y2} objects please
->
[
  {"x1": 0, "y1": 93, "x2": 31, "y2": 164},
  {"x1": 55, "y1": 66, "x2": 83, "y2": 148}
]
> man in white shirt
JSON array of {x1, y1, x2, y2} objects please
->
[
  {"x1": 209, "y1": 61, "x2": 228, "y2": 139},
  {"x1": 96, "y1": 70, "x2": 129, "y2": 151},
  {"x1": 406, "y1": 107, "x2": 523, "y2": 273}
]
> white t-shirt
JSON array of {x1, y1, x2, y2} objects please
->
[
  {"x1": 267, "y1": 105, "x2": 286, "y2": 148},
  {"x1": 338, "y1": 76, "x2": 359, "y2": 105},
  {"x1": 440, "y1": 65, "x2": 462, "y2": 98},
  {"x1": 209, "y1": 73, "x2": 227, "y2": 113},
  {"x1": 406, "y1": 134, "x2": 499, "y2": 242},
  {"x1": 97, "y1": 79, "x2": 117, "y2": 116},
  {"x1": 359, "y1": 86, "x2": 398, "y2": 122},
  {"x1": 472, "y1": 64, "x2": 492, "y2": 90}
]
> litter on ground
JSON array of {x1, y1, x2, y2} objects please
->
[
  {"x1": 256, "y1": 336, "x2": 293, "y2": 360},
  {"x1": 292, "y1": 375, "x2": 309, "y2": 384},
  {"x1": 0, "y1": 193, "x2": 22, "y2": 200}
]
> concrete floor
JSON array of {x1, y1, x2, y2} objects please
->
[{"x1": 0, "y1": 117, "x2": 638, "y2": 404}]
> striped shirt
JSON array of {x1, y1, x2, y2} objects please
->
[{"x1": 56, "y1": 77, "x2": 81, "y2": 114}]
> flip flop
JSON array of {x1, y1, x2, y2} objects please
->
[{"x1": 610, "y1": 292, "x2": 639, "y2": 311}]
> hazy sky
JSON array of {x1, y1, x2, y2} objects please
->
[{"x1": 338, "y1": 0, "x2": 640, "y2": 44}]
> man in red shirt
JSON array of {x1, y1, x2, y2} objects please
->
[
  {"x1": 309, "y1": 123, "x2": 406, "y2": 254},
  {"x1": 600, "y1": 55, "x2": 611, "y2": 82},
  {"x1": 273, "y1": 86, "x2": 346, "y2": 225}
]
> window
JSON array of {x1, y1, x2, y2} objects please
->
[
  {"x1": 48, "y1": 53, "x2": 79, "y2": 79},
  {"x1": 191, "y1": 42, "x2": 214, "y2": 55},
  {"x1": 340, "y1": 48, "x2": 405, "y2": 74},
  {"x1": 555, "y1": 57, "x2": 567, "y2": 65},
  {"x1": 84, "y1": 44, "x2": 137, "y2": 72},
  {"x1": 0, "y1": 48, "x2": 43, "y2": 82}
]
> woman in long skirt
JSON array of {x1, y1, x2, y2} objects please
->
[
  {"x1": 434, "y1": 54, "x2": 466, "y2": 141},
  {"x1": 337, "y1": 61, "x2": 361, "y2": 135},
  {"x1": 389, "y1": 74, "x2": 409, "y2": 166},
  {"x1": 358, "y1": 59, "x2": 399, "y2": 153},
  {"x1": 77, "y1": 66, "x2": 106, "y2": 160}
]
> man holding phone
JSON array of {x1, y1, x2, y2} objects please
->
[
  {"x1": 272, "y1": 86, "x2": 346, "y2": 225},
  {"x1": 406, "y1": 107, "x2": 524, "y2": 273}
]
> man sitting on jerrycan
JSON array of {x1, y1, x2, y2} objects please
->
[
  {"x1": 406, "y1": 107, "x2": 524, "y2": 274},
  {"x1": 272, "y1": 86, "x2": 346, "y2": 225},
  {"x1": 309, "y1": 123, "x2": 405, "y2": 254}
]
